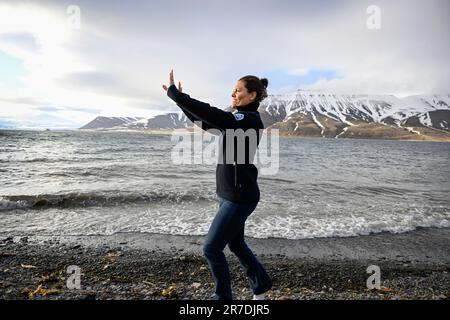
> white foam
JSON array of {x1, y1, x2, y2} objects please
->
[
  {"x1": 0, "y1": 197, "x2": 31, "y2": 211},
  {"x1": 245, "y1": 213, "x2": 450, "y2": 239},
  {"x1": 2, "y1": 201, "x2": 448, "y2": 241}
]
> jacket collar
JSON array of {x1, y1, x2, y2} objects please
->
[{"x1": 235, "y1": 101, "x2": 260, "y2": 112}]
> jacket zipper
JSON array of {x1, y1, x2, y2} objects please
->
[{"x1": 234, "y1": 161, "x2": 237, "y2": 188}]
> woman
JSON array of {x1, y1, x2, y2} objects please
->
[{"x1": 163, "y1": 70, "x2": 272, "y2": 300}]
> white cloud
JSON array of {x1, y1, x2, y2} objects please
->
[{"x1": 288, "y1": 68, "x2": 309, "y2": 76}]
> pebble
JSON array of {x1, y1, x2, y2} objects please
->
[{"x1": 191, "y1": 282, "x2": 201, "y2": 289}]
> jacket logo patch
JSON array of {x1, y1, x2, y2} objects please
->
[{"x1": 233, "y1": 113, "x2": 245, "y2": 121}]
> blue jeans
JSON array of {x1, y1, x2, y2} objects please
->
[{"x1": 203, "y1": 196, "x2": 272, "y2": 300}]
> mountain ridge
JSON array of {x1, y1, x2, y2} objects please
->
[{"x1": 79, "y1": 92, "x2": 450, "y2": 142}]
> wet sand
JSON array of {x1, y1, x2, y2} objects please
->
[{"x1": 0, "y1": 227, "x2": 449, "y2": 300}]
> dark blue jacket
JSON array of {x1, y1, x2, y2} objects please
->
[{"x1": 166, "y1": 84, "x2": 264, "y2": 203}]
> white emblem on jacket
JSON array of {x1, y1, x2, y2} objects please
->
[{"x1": 233, "y1": 113, "x2": 245, "y2": 121}]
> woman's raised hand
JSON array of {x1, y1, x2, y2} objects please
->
[{"x1": 162, "y1": 69, "x2": 183, "y2": 92}]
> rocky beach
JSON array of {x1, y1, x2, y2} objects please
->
[{"x1": 1, "y1": 228, "x2": 449, "y2": 300}]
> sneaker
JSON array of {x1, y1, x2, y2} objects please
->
[{"x1": 253, "y1": 293, "x2": 265, "y2": 300}]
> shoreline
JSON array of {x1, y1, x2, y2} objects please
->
[
  {"x1": 77, "y1": 128, "x2": 450, "y2": 142},
  {"x1": 3, "y1": 129, "x2": 448, "y2": 142},
  {"x1": 12, "y1": 226, "x2": 450, "y2": 264},
  {"x1": 1, "y1": 227, "x2": 449, "y2": 300}
]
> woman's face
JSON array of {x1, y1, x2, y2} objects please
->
[{"x1": 231, "y1": 80, "x2": 257, "y2": 107}]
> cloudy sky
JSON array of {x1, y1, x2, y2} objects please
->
[{"x1": 0, "y1": 0, "x2": 448, "y2": 129}]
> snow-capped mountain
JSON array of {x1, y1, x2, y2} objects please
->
[
  {"x1": 124, "y1": 113, "x2": 191, "y2": 129},
  {"x1": 259, "y1": 91, "x2": 450, "y2": 131},
  {"x1": 80, "y1": 114, "x2": 193, "y2": 130},
  {"x1": 79, "y1": 92, "x2": 450, "y2": 141},
  {"x1": 79, "y1": 116, "x2": 144, "y2": 129}
]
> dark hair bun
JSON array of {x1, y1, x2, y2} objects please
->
[
  {"x1": 260, "y1": 78, "x2": 268, "y2": 88},
  {"x1": 238, "y1": 75, "x2": 269, "y2": 102}
]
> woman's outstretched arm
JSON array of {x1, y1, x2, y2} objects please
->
[
  {"x1": 174, "y1": 88, "x2": 220, "y2": 133},
  {"x1": 162, "y1": 70, "x2": 245, "y2": 131},
  {"x1": 163, "y1": 71, "x2": 219, "y2": 133}
]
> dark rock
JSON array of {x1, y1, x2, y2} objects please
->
[
  {"x1": 33, "y1": 199, "x2": 49, "y2": 207},
  {"x1": 83, "y1": 293, "x2": 96, "y2": 300}
]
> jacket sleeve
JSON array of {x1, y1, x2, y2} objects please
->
[
  {"x1": 175, "y1": 102, "x2": 219, "y2": 133},
  {"x1": 166, "y1": 84, "x2": 242, "y2": 131}
]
